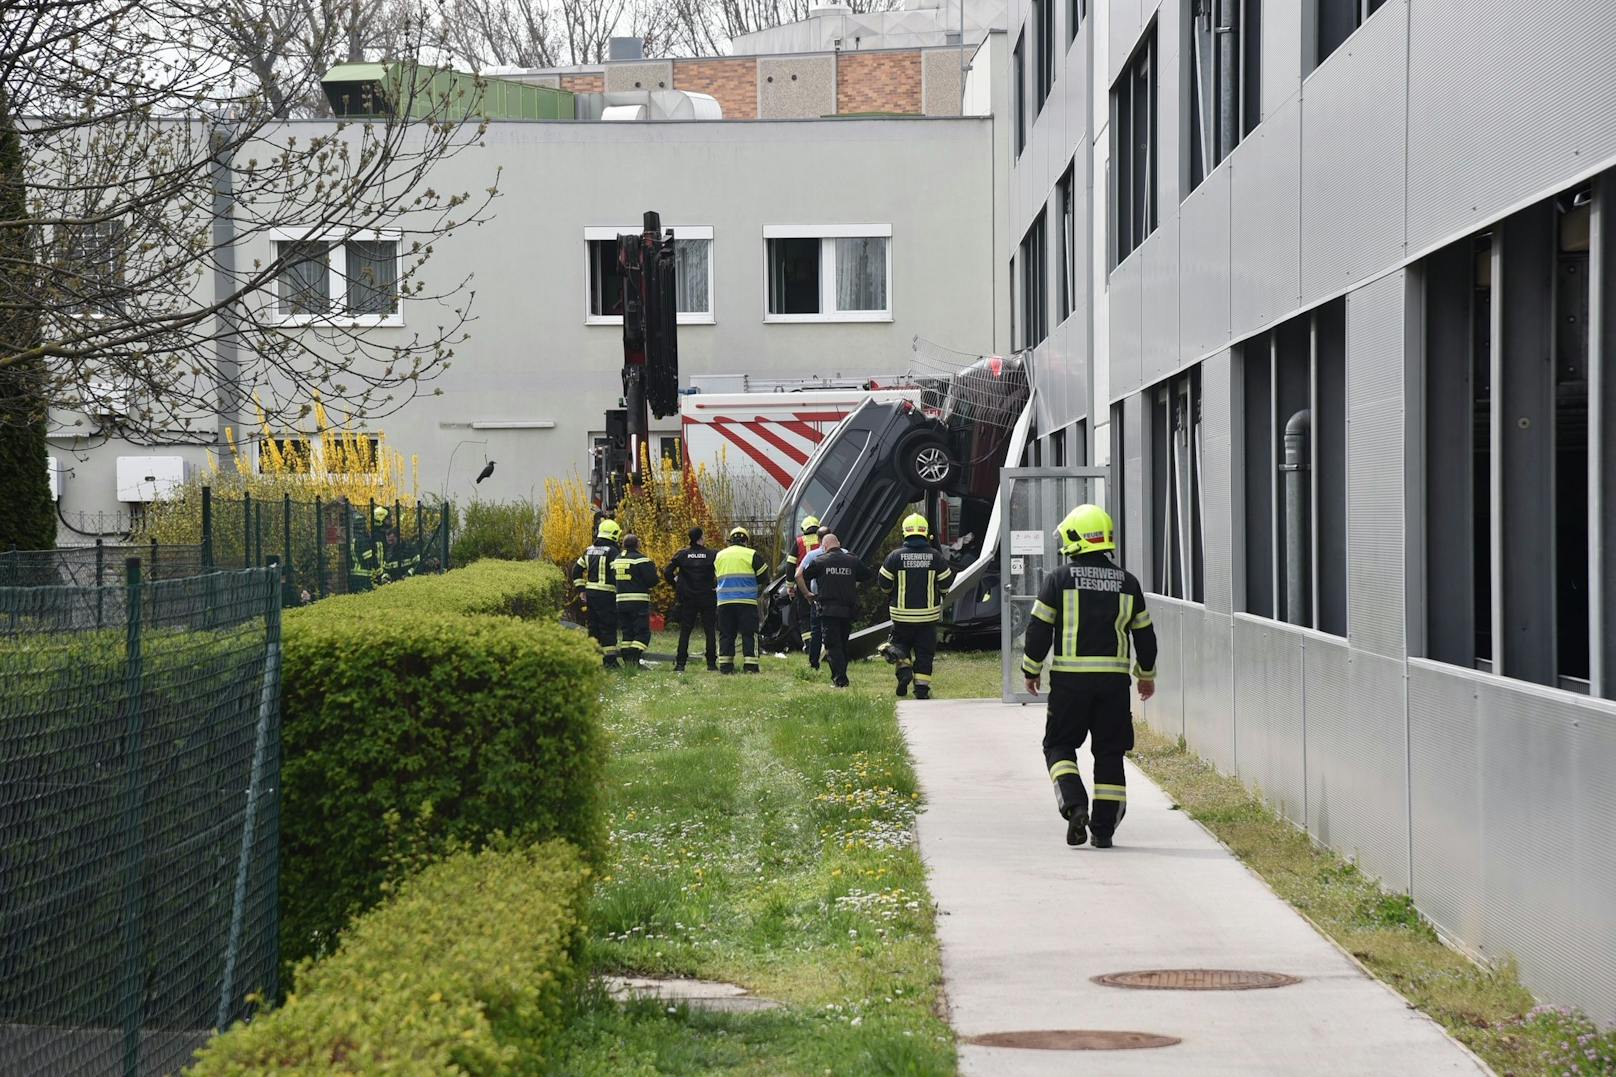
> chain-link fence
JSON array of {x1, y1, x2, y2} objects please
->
[
  {"x1": 1, "y1": 544, "x2": 207, "y2": 591},
  {"x1": 200, "y1": 490, "x2": 450, "y2": 607},
  {"x1": 0, "y1": 561, "x2": 282, "y2": 1076}
]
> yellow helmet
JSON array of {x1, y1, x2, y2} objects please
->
[
  {"x1": 729, "y1": 525, "x2": 751, "y2": 544},
  {"x1": 802, "y1": 515, "x2": 820, "y2": 533},
  {"x1": 597, "y1": 518, "x2": 622, "y2": 542},
  {"x1": 902, "y1": 512, "x2": 930, "y2": 537},
  {"x1": 372, "y1": 505, "x2": 390, "y2": 526},
  {"x1": 1057, "y1": 503, "x2": 1115, "y2": 555}
]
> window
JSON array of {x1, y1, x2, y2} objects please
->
[
  {"x1": 659, "y1": 435, "x2": 683, "y2": 468},
  {"x1": 61, "y1": 220, "x2": 128, "y2": 315},
  {"x1": 1422, "y1": 179, "x2": 1602, "y2": 690},
  {"x1": 764, "y1": 226, "x2": 892, "y2": 322},
  {"x1": 274, "y1": 233, "x2": 401, "y2": 323},
  {"x1": 1238, "y1": 299, "x2": 1346, "y2": 633},
  {"x1": 1186, "y1": 0, "x2": 1262, "y2": 194},
  {"x1": 1312, "y1": 0, "x2": 1387, "y2": 71},
  {"x1": 1034, "y1": 0, "x2": 1055, "y2": 113},
  {"x1": 1111, "y1": 25, "x2": 1158, "y2": 267},
  {"x1": 586, "y1": 226, "x2": 714, "y2": 325},
  {"x1": 1148, "y1": 368, "x2": 1204, "y2": 601},
  {"x1": 1057, "y1": 164, "x2": 1077, "y2": 324},
  {"x1": 1069, "y1": 0, "x2": 1086, "y2": 45},
  {"x1": 1013, "y1": 32, "x2": 1028, "y2": 156},
  {"x1": 1018, "y1": 213, "x2": 1048, "y2": 349},
  {"x1": 257, "y1": 436, "x2": 313, "y2": 474}
]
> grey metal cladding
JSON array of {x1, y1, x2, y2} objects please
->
[
  {"x1": 1233, "y1": 617, "x2": 1305, "y2": 824},
  {"x1": 1107, "y1": 0, "x2": 1145, "y2": 87},
  {"x1": 1186, "y1": 611, "x2": 1236, "y2": 772},
  {"x1": 1200, "y1": 351, "x2": 1235, "y2": 613},
  {"x1": 1259, "y1": 0, "x2": 1301, "y2": 124},
  {"x1": 1346, "y1": 273, "x2": 1407, "y2": 658},
  {"x1": 1229, "y1": 94, "x2": 1302, "y2": 337},
  {"x1": 1407, "y1": 0, "x2": 1616, "y2": 253},
  {"x1": 1154, "y1": 6, "x2": 1182, "y2": 211},
  {"x1": 1178, "y1": 164, "x2": 1232, "y2": 362},
  {"x1": 1176, "y1": 602, "x2": 1203, "y2": 742},
  {"x1": 1474, "y1": 679, "x2": 1616, "y2": 1027},
  {"x1": 1109, "y1": 254, "x2": 1144, "y2": 397},
  {"x1": 1407, "y1": 662, "x2": 1484, "y2": 946},
  {"x1": 1308, "y1": 646, "x2": 1411, "y2": 891},
  {"x1": 1145, "y1": 598, "x2": 1185, "y2": 738},
  {"x1": 1140, "y1": 214, "x2": 1181, "y2": 386},
  {"x1": 1298, "y1": 0, "x2": 1408, "y2": 302},
  {"x1": 1123, "y1": 393, "x2": 1147, "y2": 570}
]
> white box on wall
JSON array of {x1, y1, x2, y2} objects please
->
[
  {"x1": 46, "y1": 457, "x2": 62, "y2": 501},
  {"x1": 116, "y1": 456, "x2": 188, "y2": 502}
]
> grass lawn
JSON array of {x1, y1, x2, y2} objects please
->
[{"x1": 548, "y1": 641, "x2": 997, "y2": 1075}]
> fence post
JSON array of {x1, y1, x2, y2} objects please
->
[
  {"x1": 242, "y1": 492, "x2": 251, "y2": 569},
  {"x1": 441, "y1": 506, "x2": 450, "y2": 573},
  {"x1": 315, "y1": 496, "x2": 326, "y2": 599},
  {"x1": 118, "y1": 558, "x2": 147, "y2": 1077},
  {"x1": 282, "y1": 495, "x2": 293, "y2": 606},
  {"x1": 218, "y1": 557, "x2": 282, "y2": 1029},
  {"x1": 5, "y1": 546, "x2": 14, "y2": 633},
  {"x1": 95, "y1": 539, "x2": 105, "y2": 628},
  {"x1": 201, "y1": 486, "x2": 213, "y2": 569},
  {"x1": 150, "y1": 537, "x2": 159, "y2": 581}
]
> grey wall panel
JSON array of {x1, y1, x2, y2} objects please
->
[
  {"x1": 1407, "y1": 662, "x2": 1485, "y2": 949},
  {"x1": 1407, "y1": 0, "x2": 1616, "y2": 253},
  {"x1": 1140, "y1": 214, "x2": 1180, "y2": 386},
  {"x1": 1200, "y1": 350, "x2": 1235, "y2": 613},
  {"x1": 756, "y1": 56, "x2": 837, "y2": 119},
  {"x1": 1233, "y1": 617, "x2": 1305, "y2": 823},
  {"x1": 1259, "y1": 0, "x2": 1301, "y2": 126},
  {"x1": 1177, "y1": 602, "x2": 1204, "y2": 743},
  {"x1": 1307, "y1": 644, "x2": 1410, "y2": 891},
  {"x1": 1106, "y1": 0, "x2": 1145, "y2": 87},
  {"x1": 1298, "y1": 0, "x2": 1408, "y2": 301},
  {"x1": 1346, "y1": 273, "x2": 1408, "y2": 658},
  {"x1": 1109, "y1": 254, "x2": 1144, "y2": 398},
  {"x1": 1190, "y1": 611, "x2": 1237, "y2": 773},
  {"x1": 1145, "y1": 597, "x2": 1185, "y2": 738},
  {"x1": 1154, "y1": 5, "x2": 1181, "y2": 212},
  {"x1": 1229, "y1": 93, "x2": 1302, "y2": 337},
  {"x1": 1178, "y1": 165, "x2": 1231, "y2": 361}
]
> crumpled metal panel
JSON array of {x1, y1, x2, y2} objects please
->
[{"x1": 1232, "y1": 617, "x2": 1305, "y2": 824}]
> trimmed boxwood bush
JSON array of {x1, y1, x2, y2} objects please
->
[
  {"x1": 313, "y1": 559, "x2": 568, "y2": 622},
  {"x1": 190, "y1": 841, "x2": 589, "y2": 1075},
  {"x1": 278, "y1": 602, "x2": 603, "y2": 969}
]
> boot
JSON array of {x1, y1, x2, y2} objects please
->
[
  {"x1": 1091, "y1": 831, "x2": 1114, "y2": 849},
  {"x1": 914, "y1": 686, "x2": 931, "y2": 700},
  {"x1": 1066, "y1": 810, "x2": 1089, "y2": 848}
]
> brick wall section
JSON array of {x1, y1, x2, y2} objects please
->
[
  {"x1": 673, "y1": 58, "x2": 758, "y2": 120},
  {"x1": 558, "y1": 73, "x2": 603, "y2": 93},
  {"x1": 836, "y1": 51, "x2": 923, "y2": 115}
]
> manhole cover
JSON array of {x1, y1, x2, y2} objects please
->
[
  {"x1": 964, "y1": 1030, "x2": 1180, "y2": 1051},
  {"x1": 1092, "y1": 969, "x2": 1301, "y2": 991}
]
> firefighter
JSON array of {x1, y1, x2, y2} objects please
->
[
  {"x1": 715, "y1": 525, "x2": 770, "y2": 674},
  {"x1": 782, "y1": 515, "x2": 823, "y2": 650},
  {"x1": 878, "y1": 513, "x2": 954, "y2": 699},
  {"x1": 348, "y1": 505, "x2": 392, "y2": 591},
  {"x1": 794, "y1": 525, "x2": 830, "y2": 669},
  {"x1": 611, "y1": 534, "x2": 659, "y2": 669},
  {"x1": 664, "y1": 526, "x2": 718, "y2": 672},
  {"x1": 800, "y1": 533, "x2": 871, "y2": 688},
  {"x1": 1021, "y1": 504, "x2": 1157, "y2": 849},
  {"x1": 571, "y1": 517, "x2": 623, "y2": 668}
]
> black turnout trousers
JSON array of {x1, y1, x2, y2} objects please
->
[
  {"x1": 889, "y1": 622, "x2": 937, "y2": 690},
  {"x1": 717, "y1": 603, "x2": 760, "y2": 671},
  {"x1": 585, "y1": 594, "x2": 618, "y2": 667},
  {"x1": 1042, "y1": 674, "x2": 1133, "y2": 835},
  {"x1": 676, "y1": 597, "x2": 717, "y2": 669},
  {"x1": 616, "y1": 603, "x2": 651, "y2": 662}
]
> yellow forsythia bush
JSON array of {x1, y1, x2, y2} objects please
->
[{"x1": 189, "y1": 841, "x2": 589, "y2": 1075}]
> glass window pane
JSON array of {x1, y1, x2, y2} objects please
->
[
  {"x1": 344, "y1": 240, "x2": 398, "y2": 315},
  {"x1": 589, "y1": 239, "x2": 624, "y2": 317},
  {"x1": 768, "y1": 237, "x2": 821, "y2": 314},
  {"x1": 278, "y1": 241, "x2": 331, "y2": 316},
  {"x1": 834, "y1": 236, "x2": 888, "y2": 312},
  {"x1": 674, "y1": 238, "x2": 710, "y2": 314}
]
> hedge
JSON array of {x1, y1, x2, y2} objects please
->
[
  {"x1": 278, "y1": 595, "x2": 604, "y2": 969},
  {"x1": 190, "y1": 841, "x2": 589, "y2": 1075},
  {"x1": 309, "y1": 559, "x2": 568, "y2": 622}
]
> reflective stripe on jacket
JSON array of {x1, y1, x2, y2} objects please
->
[
  {"x1": 879, "y1": 538, "x2": 954, "y2": 623},
  {"x1": 574, "y1": 541, "x2": 620, "y2": 593},
  {"x1": 1020, "y1": 552, "x2": 1158, "y2": 679},
  {"x1": 715, "y1": 544, "x2": 768, "y2": 605},
  {"x1": 610, "y1": 554, "x2": 659, "y2": 605}
]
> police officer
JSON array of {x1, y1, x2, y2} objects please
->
[
  {"x1": 1021, "y1": 504, "x2": 1157, "y2": 849},
  {"x1": 611, "y1": 534, "x2": 659, "y2": 668},
  {"x1": 571, "y1": 517, "x2": 623, "y2": 668},
  {"x1": 715, "y1": 526, "x2": 770, "y2": 673},
  {"x1": 800, "y1": 533, "x2": 872, "y2": 688},
  {"x1": 664, "y1": 526, "x2": 718, "y2": 673},
  {"x1": 879, "y1": 513, "x2": 954, "y2": 700},
  {"x1": 782, "y1": 515, "x2": 823, "y2": 650}
]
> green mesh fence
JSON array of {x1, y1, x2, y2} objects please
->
[
  {"x1": 202, "y1": 492, "x2": 450, "y2": 605},
  {"x1": 0, "y1": 545, "x2": 207, "y2": 591},
  {"x1": 0, "y1": 562, "x2": 282, "y2": 1076}
]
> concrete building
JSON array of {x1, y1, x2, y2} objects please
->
[
  {"x1": 1006, "y1": 0, "x2": 1616, "y2": 1025},
  {"x1": 50, "y1": 37, "x2": 1011, "y2": 533}
]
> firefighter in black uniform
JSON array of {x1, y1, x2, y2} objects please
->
[
  {"x1": 878, "y1": 513, "x2": 954, "y2": 699},
  {"x1": 800, "y1": 533, "x2": 872, "y2": 688},
  {"x1": 611, "y1": 535, "x2": 659, "y2": 668},
  {"x1": 664, "y1": 526, "x2": 718, "y2": 672},
  {"x1": 1021, "y1": 504, "x2": 1157, "y2": 849},
  {"x1": 571, "y1": 518, "x2": 623, "y2": 668}
]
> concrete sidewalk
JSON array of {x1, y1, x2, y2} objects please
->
[{"x1": 900, "y1": 698, "x2": 1489, "y2": 1076}]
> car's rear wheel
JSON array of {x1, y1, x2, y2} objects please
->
[{"x1": 896, "y1": 433, "x2": 957, "y2": 491}]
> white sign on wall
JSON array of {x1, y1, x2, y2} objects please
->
[
  {"x1": 1009, "y1": 530, "x2": 1044, "y2": 555},
  {"x1": 1010, "y1": 557, "x2": 1025, "y2": 576}
]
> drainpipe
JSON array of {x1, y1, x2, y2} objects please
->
[
  {"x1": 210, "y1": 114, "x2": 240, "y2": 457},
  {"x1": 1281, "y1": 409, "x2": 1311, "y2": 627}
]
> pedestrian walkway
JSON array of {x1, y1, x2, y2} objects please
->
[{"x1": 900, "y1": 698, "x2": 1490, "y2": 1076}]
